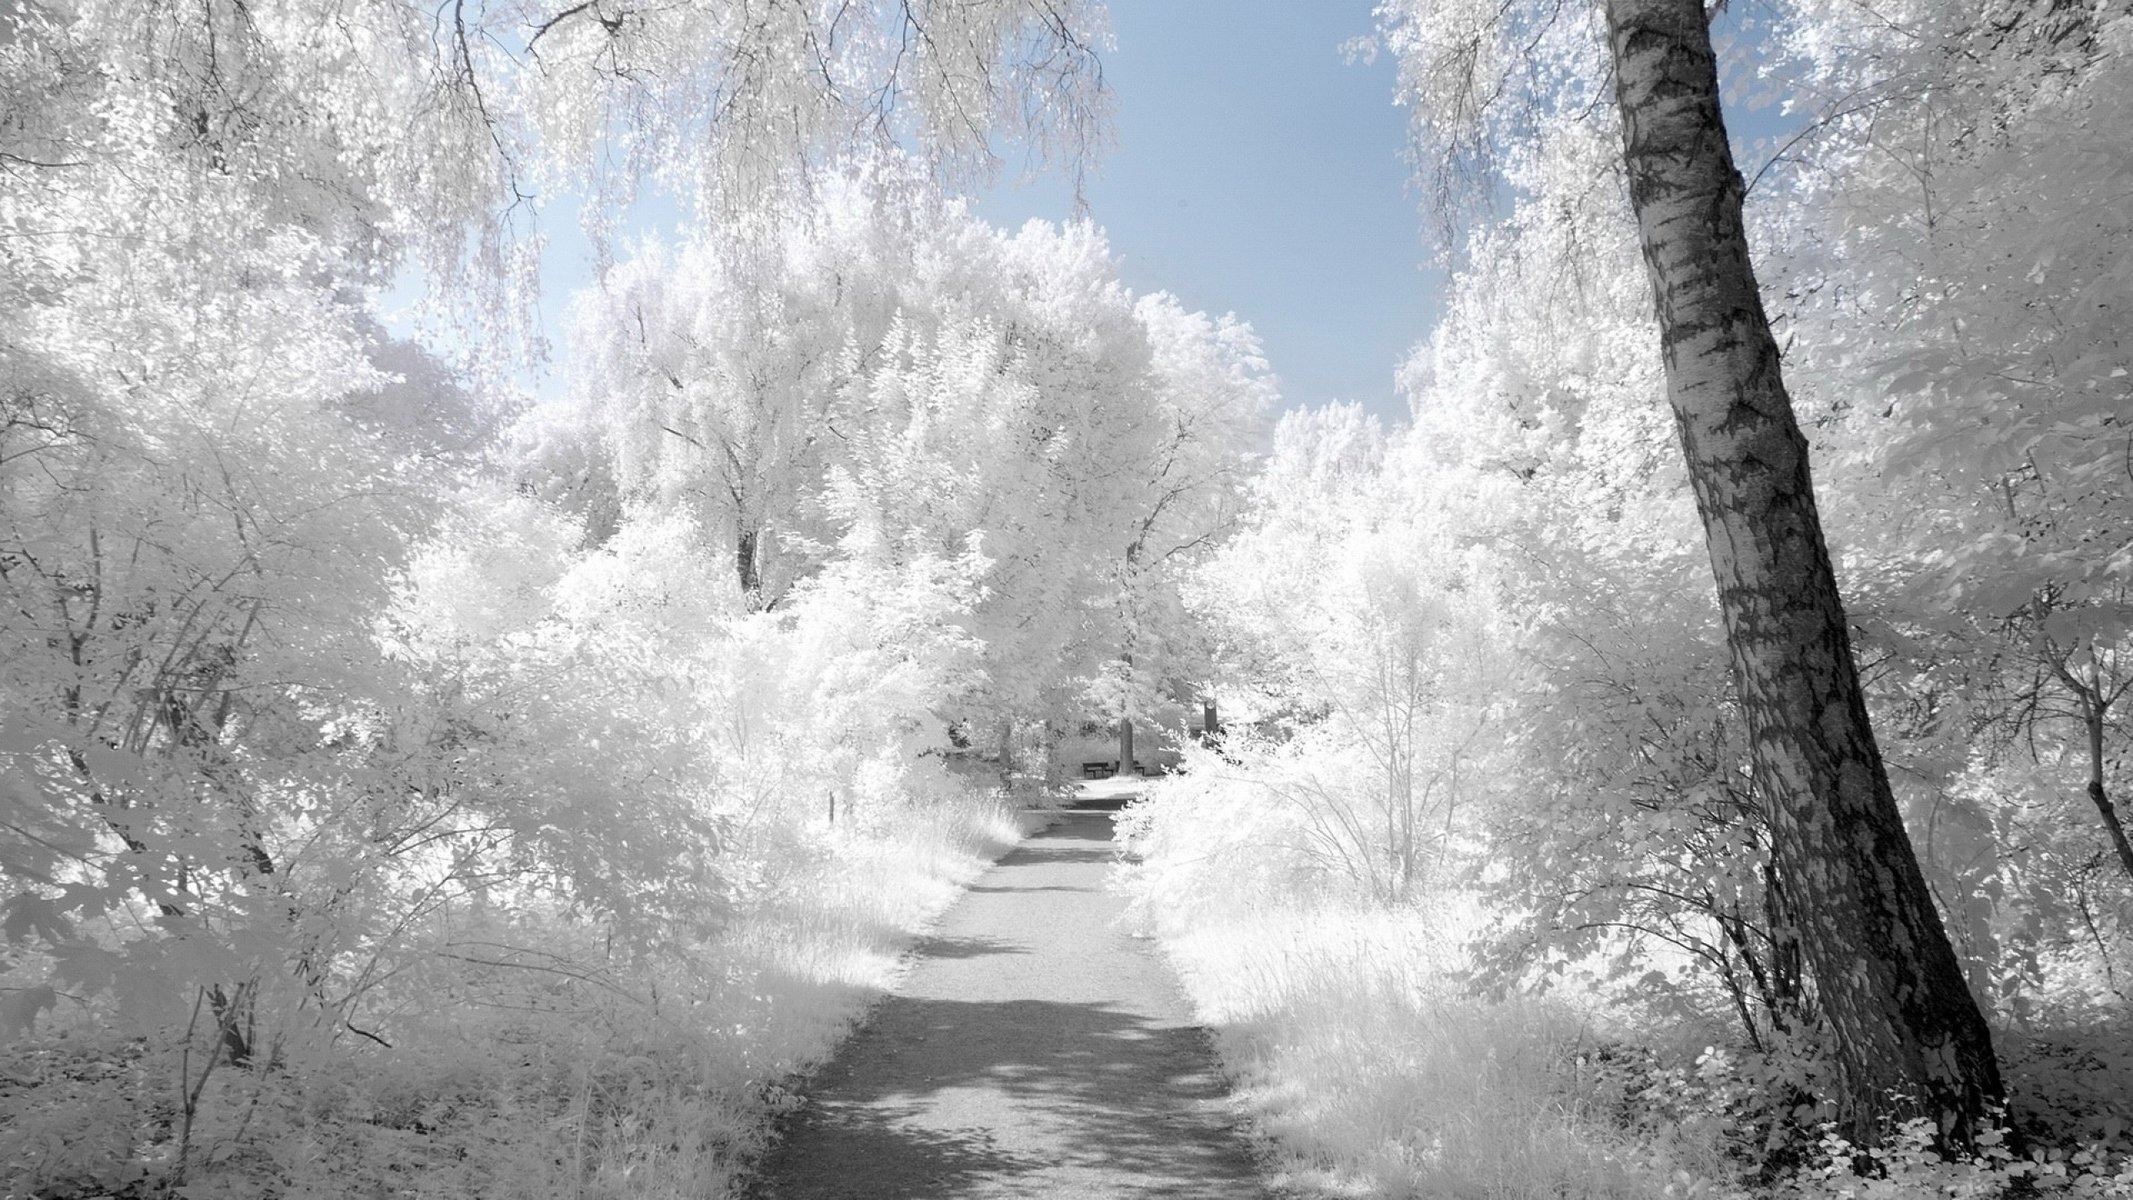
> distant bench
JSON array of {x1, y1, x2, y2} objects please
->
[{"x1": 1082, "y1": 762, "x2": 1114, "y2": 779}]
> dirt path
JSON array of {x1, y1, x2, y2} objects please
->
[{"x1": 746, "y1": 805, "x2": 1275, "y2": 1200}]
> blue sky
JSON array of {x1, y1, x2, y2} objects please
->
[
  {"x1": 444, "y1": 2, "x2": 1438, "y2": 426},
  {"x1": 972, "y1": 2, "x2": 1437, "y2": 426},
  {"x1": 385, "y1": 4, "x2": 1813, "y2": 427}
]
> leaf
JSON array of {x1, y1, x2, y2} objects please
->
[
  {"x1": 0, "y1": 985, "x2": 57, "y2": 1038},
  {"x1": 0, "y1": 893, "x2": 73, "y2": 945}
]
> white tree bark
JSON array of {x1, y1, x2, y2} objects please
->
[{"x1": 1602, "y1": 0, "x2": 2003, "y2": 1143}]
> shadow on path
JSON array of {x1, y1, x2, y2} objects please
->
[
  {"x1": 908, "y1": 935, "x2": 1029, "y2": 960},
  {"x1": 746, "y1": 812, "x2": 1271, "y2": 1200}
]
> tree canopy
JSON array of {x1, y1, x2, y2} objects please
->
[{"x1": 4, "y1": 1, "x2": 2131, "y2": 1196}]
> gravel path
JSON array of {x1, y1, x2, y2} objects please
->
[{"x1": 746, "y1": 805, "x2": 1275, "y2": 1200}]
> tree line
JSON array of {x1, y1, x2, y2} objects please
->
[{"x1": 3, "y1": 0, "x2": 2128, "y2": 1193}]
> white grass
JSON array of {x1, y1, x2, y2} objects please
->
[
  {"x1": 510, "y1": 791, "x2": 1040, "y2": 1200},
  {"x1": 1126, "y1": 883, "x2": 1685, "y2": 1198},
  {"x1": 0, "y1": 790, "x2": 1038, "y2": 1200},
  {"x1": 1108, "y1": 764, "x2": 1685, "y2": 1196}
]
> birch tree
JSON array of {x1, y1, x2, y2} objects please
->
[
  {"x1": 1377, "y1": 0, "x2": 2005, "y2": 1139},
  {"x1": 1598, "y1": 0, "x2": 2001, "y2": 1143}
]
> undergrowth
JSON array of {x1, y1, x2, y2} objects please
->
[
  {"x1": 1139, "y1": 902, "x2": 1680, "y2": 1197},
  {"x1": 1, "y1": 791, "x2": 1034, "y2": 1199},
  {"x1": 1113, "y1": 778, "x2": 2133, "y2": 1200}
]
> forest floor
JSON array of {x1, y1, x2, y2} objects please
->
[{"x1": 741, "y1": 800, "x2": 1278, "y2": 1200}]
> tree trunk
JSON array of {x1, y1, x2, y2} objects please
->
[
  {"x1": 2050, "y1": 650, "x2": 2133, "y2": 882},
  {"x1": 1602, "y1": 0, "x2": 2003, "y2": 1144},
  {"x1": 1118, "y1": 716, "x2": 1135, "y2": 777},
  {"x1": 2080, "y1": 701, "x2": 2133, "y2": 882},
  {"x1": 737, "y1": 527, "x2": 762, "y2": 608}
]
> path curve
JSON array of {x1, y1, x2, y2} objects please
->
[{"x1": 746, "y1": 807, "x2": 1274, "y2": 1200}]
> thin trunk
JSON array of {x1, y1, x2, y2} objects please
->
[
  {"x1": 998, "y1": 722, "x2": 1018, "y2": 790},
  {"x1": 1603, "y1": 0, "x2": 2002, "y2": 1144},
  {"x1": 2051, "y1": 653, "x2": 2133, "y2": 882},
  {"x1": 737, "y1": 528, "x2": 761, "y2": 607},
  {"x1": 207, "y1": 982, "x2": 254, "y2": 1065},
  {"x1": 2081, "y1": 705, "x2": 2133, "y2": 882},
  {"x1": 1118, "y1": 716, "x2": 1135, "y2": 777}
]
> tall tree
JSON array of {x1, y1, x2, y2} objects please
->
[
  {"x1": 0, "y1": 0, "x2": 1110, "y2": 1088},
  {"x1": 1599, "y1": 0, "x2": 2002, "y2": 1141},
  {"x1": 554, "y1": 181, "x2": 1270, "y2": 772}
]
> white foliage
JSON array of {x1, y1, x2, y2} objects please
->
[{"x1": 558, "y1": 169, "x2": 1272, "y2": 758}]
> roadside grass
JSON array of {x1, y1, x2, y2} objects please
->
[
  {"x1": 0, "y1": 789, "x2": 1036, "y2": 1200},
  {"x1": 1113, "y1": 768, "x2": 2133, "y2": 1200},
  {"x1": 1143, "y1": 899, "x2": 1682, "y2": 1199}
]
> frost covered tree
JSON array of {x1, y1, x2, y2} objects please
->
[
  {"x1": 1184, "y1": 404, "x2": 1508, "y2": 905},
  {"x1": 1, "y1": 2, "x2": 1115, "y2": 1189},
  {"x1": 1600, "y1": 0, "x2": 2001, "y2": 1142},
  {"x1": 551, "y1": 170, "x2": 1271, "y2": 779},
  {"x1": 1378, "y1": 117, "x2": 1808, "y2": 1042},
  {"x1": 0, "y1": 0, "x2": 1110, "y2": 931},
  {"x1": 1770, "y1": 0, "x2": 2133, "y2": 893},
  {"x1": 1376, "y1": 0, "x2": 2005, "y2": 1138}
]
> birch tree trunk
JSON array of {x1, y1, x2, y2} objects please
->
[{"x1": 1601, "y1": 0, "x2": 2003, "y2": 1143}]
